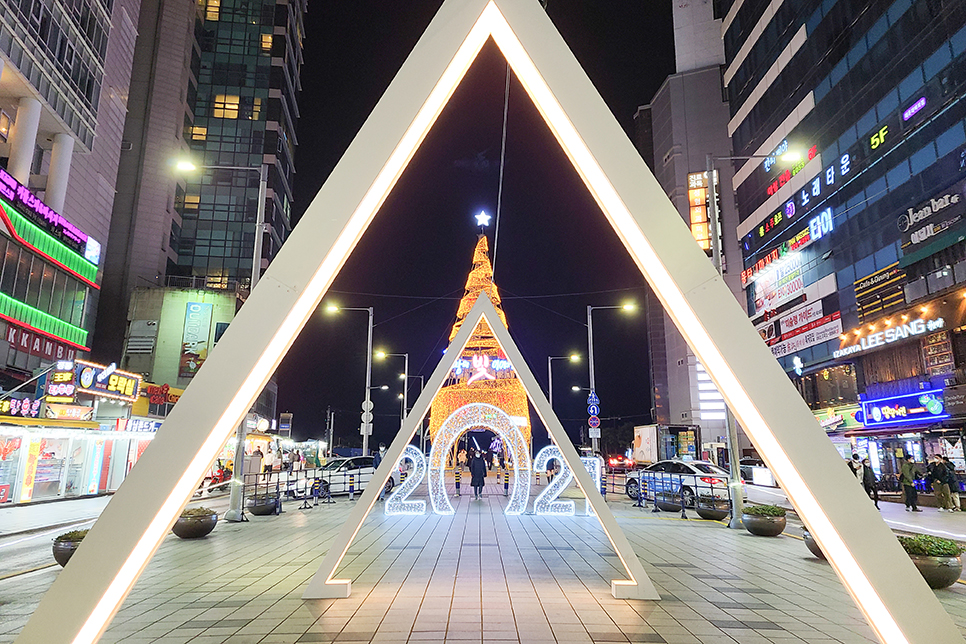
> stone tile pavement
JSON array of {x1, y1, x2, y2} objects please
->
[{"x1": 2, "y1": 477, "x2": 965, "y2": 643}]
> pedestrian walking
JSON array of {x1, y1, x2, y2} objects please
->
[
  {"x1": 457, "y1": 448, "x2": 467, "y2": 471},
  {"x1": 943, "y1": 456, "x2": 961, "y2": 511},
  {"x1": 470, "y1": 450, "x2": 487, "y2": 499},
  {"x1": 373, "y1": 443, "x2": 387, "y2": 501},
  {"x1": 848, "y1": 453, "x2": 861, "y2": 478},
  {"x1": 860, "y1": 457, "x2": 879, "y2": 509},
  {"x1": 263, "y1": 447, "x2": 275, "y2": 479},
  {"x1": 928, "y1": 454, "x2": 953, "y2": 511},
  {"x1": 546, "y1": 459, "x2": 555, "y2": 483},
  {"x1": 899, "y1": 455, "x2": 922, "y2": 512}
]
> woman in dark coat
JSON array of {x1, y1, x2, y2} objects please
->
[
  {"x1": 469, "y1": 450, "x2": 487, "y2": 499},
  {"x1": 861, "y1": 457, "x2": 879, "y2": 509}
]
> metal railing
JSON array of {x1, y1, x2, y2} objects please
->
[{"x1": 628, "y1": 470, "x2": 734, "y2": 521}]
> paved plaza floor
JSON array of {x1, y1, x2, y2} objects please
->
[{"x1": 2, "y1": 478, "x2": 966, "y2": 644}]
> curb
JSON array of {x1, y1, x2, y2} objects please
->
[
  {"x1": 0, "y1": 562, "x2": 58, "y2": 582},
  {"x1": 0, "y1": 517, "x2": 100, "y2": 540}
]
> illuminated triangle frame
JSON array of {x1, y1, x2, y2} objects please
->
[
  {"x1": 15, "y1": 0, "x2": 961, "y2": 642},
  {"x1": 302, "y1": 292, "x2": 659, "y2": 600}
]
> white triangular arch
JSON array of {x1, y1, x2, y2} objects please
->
[
  {"x1": 15, "y1": 1, "x2": 960, "y2": 643},
  {"x1": 301, "y1": 293, "x2": 659, "y2": 601}
]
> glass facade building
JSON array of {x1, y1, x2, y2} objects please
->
[
  {"x1": 722, "y1": 0, "x2": 966, "y2": 477},
  {"x1": 175, "y1": 0, "x2": 303, "y2": 287}
]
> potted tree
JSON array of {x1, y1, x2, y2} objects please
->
[
  {"x1": 741, "y1": 504, "x2": 786, "y2": 536},
  {"x1": 801, "y1": 527, "x2": 826, "y2": 560},
  {"x1": 897, "y1": 534, "x2": 964, "y2": 589},
  {"x1": 52, "y1": 529, "x2": 89, "y2": 567},
  {"x1": 172, "y1": 507, "x2": 218, "y2": 539}
]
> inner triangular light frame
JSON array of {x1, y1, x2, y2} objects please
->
[
  {"x1": 302, "y1": 292, "x2": 659, "y2": 601},
  {"x1": 16, "y1": 1, "x2": 960, "y2": 643}
]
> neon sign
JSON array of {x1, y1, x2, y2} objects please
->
[
  {"x1": 903, "y1": 97, "x2": 926, "y2": 121},
  {"x1": 765, "y1": 145, "x2": 818, "y2": 196},
  {"x1": 763, "y1": 139, "x2": 789, "y2": 173},
  {"x1": 860, "y1": 390, "x2": 947, "y2": 427},
  {"x1": 452, "y1": 354, "x2": 513, "y2": 378},
  {"x1": 833, "y1": 317, "x2": 945, "y2": 358},
  {"x1": 75, "y1": 359, "x2": 142, "y2": 402},
  {"x1": 0, "y1": 168, "x2": 97, "y2": 262}
]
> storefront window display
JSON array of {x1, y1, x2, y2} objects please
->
[
  {"x1": 796, "y1": 364, "x2": 858, "y2": 410},
  {"x1": 0, "y1": 434, "x2": 22, "y2": 502}
]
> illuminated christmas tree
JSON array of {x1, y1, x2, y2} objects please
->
[{"x1": 427, "y1": 235, "x2": 531, "y2": 451}]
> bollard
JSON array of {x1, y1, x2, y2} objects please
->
[
  {"x1": 455, "y1": 468, "x2": 461, "y2": 496},
  {"x1": 600, "y1": 470, "x2": 606, "y2": 499},
  {"x1": 535, "y1": 471, "x2": 541, "y2": 486},
  {"x1": 678, "y1": 475, "x2": 687, "y2": 519},
  {"x1": 496, "y1": 468, "x2": 502, "y2": 486},
  {"x1": 401, "y1": 469, "x2": 408, "y2": 483},
  {"x1": 503, "y1": 466, "x2": 509, "y2": 497},
  {"x1": 349, "y1": 473, "x2": 355, "y2": 501}
]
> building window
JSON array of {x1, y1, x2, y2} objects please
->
[
  {"x1": 0, "y1": 112, "x2": 11, "y2": 141},
  {"x1": 212, "y1": 94, "x2": 239, "y2": 119},
  {"x1": 261, "y1": 33, "x2": 272, "y2": 53},
  {"x1": 205, "y1": 0, "x2": 219, "y2": 21},
  {"x1": 190, "y1": 126, "x2": 206, "y2": 140}
]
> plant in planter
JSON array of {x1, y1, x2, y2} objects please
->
[
  {"x1": 52, "y1": 529, "x2": 89, "y2": 567},
  {"x1": 172, "y1": 506, "x2": 218, "y2": 539},
  {"x1": 741, "y1": 504, "x2": 786, "y2": 536},
  {"x1": 695, "y1": 494, "x2": 730, "y2": 521},
  {"x1": 801, "y1": 527, "x2": 826, "y2": 560},
  {"x1": 897, "y1": 534, "x2": 964, "y2": 589},
  {"x1": 246, "y1": 494, "x2": 279, "y2": 516}
]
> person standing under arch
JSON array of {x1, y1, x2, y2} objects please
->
[{"x1": 470, "y1": 449, "x2": 487, "y2": 499}]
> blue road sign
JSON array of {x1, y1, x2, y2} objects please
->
[
  {"x1": 587, "y1": 391, "x2": 600, "y2": 406},
  {"x1": 587, "y1": 404, "x2": 600, "y2": 416}
]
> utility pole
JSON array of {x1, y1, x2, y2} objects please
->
[
  {"x1": 707, "y1": 152, "x2": 745, "y2": 528},
  {"x1": 326, "y1": 407, "x2": 334, "y2": 460}
]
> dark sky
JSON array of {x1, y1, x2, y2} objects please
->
[{"x1": 277, "y1": 1, "x2": 675, "y2": 447}]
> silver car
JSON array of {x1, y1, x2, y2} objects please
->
[
  {"x1": 316, "y1": 456, "x2": 398, "y2": 496},
  {"x1": 625, "y1": 459, "x2": 744, "y2": 506}
]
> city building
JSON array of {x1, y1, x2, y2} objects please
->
[
  {"x1": 0, "y1": 0, "x2": 155, "y2": 503},
  {"x1": 635, "y1": 0, "x2": 749, "y2": 463},
  {"x1": 722, "y1": 0, "x2": 966, "y2": 477},
  {"x1": 92, "y1": 0, "x2": 305, "y2": 362}
]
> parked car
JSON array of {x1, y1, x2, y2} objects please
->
[
  {"x1": 625, "y1": 459, "x2": 745, "y2": 506},
  {"x1": 739, "y1": 457, "x2": 765, "y2": 482},
  {"x1": 291, "y1": 456, "x2": 399, "y2": 497},
  {"x1": 605, "y1": 454, "x2": 634, "y2": 471}
]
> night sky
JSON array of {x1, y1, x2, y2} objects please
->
[{"x1": 276, "y1": 1, "x2": 675, "y2": 448}]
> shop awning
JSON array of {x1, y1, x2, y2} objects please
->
[
  {"x1": 0, "y1": 417, "x2": 100, "y2": 429},
  {"x1": 843, "y1": 426, "x2": 932, "y2": 438}
]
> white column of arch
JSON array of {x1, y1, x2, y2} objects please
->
[
  {"x1": 45, "y1": 132, "x2": 74, "y2": 212},
  {"x1": 7, "y1": 96, "x2": 41, "y2": 184}
]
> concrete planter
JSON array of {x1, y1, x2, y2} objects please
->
[
  {"x1": 742, "y1": 513, "x2": 786, "y2": 536},
  {"x1": 802, "y1": 528, "x2": 826, "y2": 559},
  {"x1": 695, "y1": 497, "x2": 730, "y2": 521},
  {"x1": 172, "y1": 513, "x2": 218, "y2": 539},
  {"x1": 909, "y1": 554, "x2": 962, "y2": 589},
  {"x1": 52, "y1": 540, "x2": 81, "y2": 567}
]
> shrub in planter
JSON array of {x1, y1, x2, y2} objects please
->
[
  {"x1": 897, "y1": 534, "x2": 964, "y2": 589},
  {"x1": 172, "y1": 507, "x2": 218, "y2": 539},
  {"x1": 52, "y1": 529, "x2": 89, "y2": 567},
  {"x1": 246, "y1": 495, "x2": 278, "y2": 515},
  {"x1": 742, "y1": 504, "x2": 786, "y2": 536},
  {"x1": 695, "y1": 495, "x2": 730, "y2": 521}
]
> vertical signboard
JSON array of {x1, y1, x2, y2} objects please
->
[
  {"x1": 19, "y1": 439, "x2": 42, "y2": 502},
  {"x1": 179, "y1": 302, "x2": 213, "y2": 378},
  {"x1": 686, "y1": 171, "x2": 715, "y2": 253}
]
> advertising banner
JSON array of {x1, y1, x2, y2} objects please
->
[
  {"x1": 768, "y1": 313, "x2": 842, "y2": 358},
  {"x1": 898, "y1": 178, "x2": 966, "y2": 249},
  {"x1": 75, "y1": 360, "x2": 142, "y2": 402},
  {"x1": 179, "y1": 302, "x2": 213, "y2": 378},
  {"x1": 855, "y1": 262, "x2": 906, "y2": 323}
]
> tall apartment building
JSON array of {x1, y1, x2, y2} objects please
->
[
  {"x1": 0, "y1": 0, "x2": 139, "y2": 384},
  {"x1": 636, "y1": 0, "x2": 750, "y2": 462},
  {"x1": 723, "y1": 0, "x2": 966, "y2": 476},
  {"x1": 92, "y1": 0, "x2": 304, "y2": 381}
]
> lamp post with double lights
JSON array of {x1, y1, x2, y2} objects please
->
[
  {"x1": 704, "y1": 149, "x2": 799, "y2": 528},
  {"x1": 586, "y1": 303, "x2": 636, "y2": 453},
  {"x1": 376, "y1": 351, "x2": 409, "y2": 424},
  {"x1": 327, "y1": 305, "x2": 375, "y2": 456}
]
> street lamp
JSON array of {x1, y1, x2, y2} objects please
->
[
  {"x1": 547, "y1": 354, "x2": 580, "y2": 410},
  {"x1": 703, "y1": 151, "x2": 798, "y2": 528},
  {"x1": 376, "y1": 351, "x2": 409, "y2": 424},
  {"x1": 326, "y1": 305, "x2": 375, "y2": 455},
  {"x1": 179, "y1": 158, "x2": 269, "y2": 523},
  {"x1": 586, "y1": 303, "x2": 636, "y2": 453}
]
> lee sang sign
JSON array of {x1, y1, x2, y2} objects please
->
[{"x1": 834, "y1": 317, "x2": 944, "y2": 358}]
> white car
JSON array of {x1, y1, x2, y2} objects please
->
[
  {"x1": 314, "y1": 456, "x2": 399, "y2": 496},
  {"x1": 625, "y1": 459, "x2": 744, "y2": 506}
]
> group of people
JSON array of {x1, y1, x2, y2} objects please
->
[
  {"x1": 250, "y1": 445, "x2": 307, "y2": 478},
  {"x1": 854, "y1": 452, "x2": 961, "y2": 512}
]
